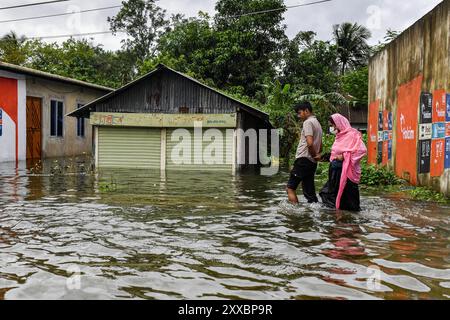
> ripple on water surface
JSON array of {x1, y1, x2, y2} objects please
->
[{"x1": 0, "y1": 161, "x2": 449, "y2": 300}]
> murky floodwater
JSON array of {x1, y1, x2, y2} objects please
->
[{"x1": 0, "y1": 158, "x2": 449, "y2": 300}]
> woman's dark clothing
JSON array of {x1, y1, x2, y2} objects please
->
[{"x1": 319, "y1": 160, "x2": 361, "y2": 212}]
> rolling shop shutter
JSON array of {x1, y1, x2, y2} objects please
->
[
  {"x1": 98, "y1": 127, "x2": 161, "y2": 169},
  {"x1": 166, "y1": 128, "x2": 233, "y2": 171}
]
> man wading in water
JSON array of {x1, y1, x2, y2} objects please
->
[{"x1": 286, "y1": 101, "x2": 323, "y2": 204}]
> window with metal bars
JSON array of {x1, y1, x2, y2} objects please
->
[
  {"x1": 50, "y1": 100, "x2": 64, "y2": 137},
  {"x1": 77, "y1": 103, "x2": 85, "y2": 138}
]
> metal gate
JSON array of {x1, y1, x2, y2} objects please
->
[
  {"x1": 98, "y1": 127, "x2": 161, "y2": 169},
  {"x1": 166, "y1": 128, "x2": 233, "y2": 171}
]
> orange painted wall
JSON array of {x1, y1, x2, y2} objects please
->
[
  {"x1": 395, "y1": 75, "x2": 423, "y2": 185},
  {"x1": 382, "y1": 110, "x2": 389, "y2": 165},
  {"x1": 367, "y1": 100, "x2": 379, "y2": 165}
]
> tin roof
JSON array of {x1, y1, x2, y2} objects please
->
[
  {"x1": 66, "y1": 64, "x2": 271, "y2": 125},
  {"x1": 0, "y1": 61, "x2": 113, "y2": 92}
]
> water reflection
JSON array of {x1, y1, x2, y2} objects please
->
[{"x1": 0, "y1": 158, "x2": 449, "y2": 300}]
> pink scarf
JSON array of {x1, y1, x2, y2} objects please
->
[{"x1": 330, "y1": 114, "x2": 367, "y2": 210}]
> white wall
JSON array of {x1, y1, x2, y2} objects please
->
[{"x1": 0, "y1": 110, "x2": 16, "y2": 163}]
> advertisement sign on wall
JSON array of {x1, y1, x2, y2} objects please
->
[
  {"x1": 445, "y1": 137, "x2": 450, "y2": 169},
  {"x1": 418, "y1": 140, "x2": 431, "y2": 174},
  {"x1": 419, "y1": 124, "x2": 432, "y2": 140},
  {"x1": 383, "y1": 110, "x2": 389, "y2": 130},
  {"x1": 432, "y1": 90, "x2": 446, "y2": 123},
  {"x1": 388, "y1": 139, "x2": 393, "y2": 161},
  {"x1": 388, "y1": 112, "x2": 394, "y2": 131},
  {"x1": 381, "y1": 110, "x2": 393, "y2": 164},
  {"x1": 432, "y1": 123, "x2": 446, "y2": 139},
  {"x1": 382, "y1": 140, "x2": 389, "y2": 165},
  {"x1": 446, "y1": 94, "x2": 450, "y2": 122},
  {"x1": 430, "y1": 139, "x2": 445, "y2": 177},
  {"x1": 420, "y1": 92, "x2": 433, "y2": 124},
  {"x1": 377, "y1": 141, "x2": 383, "y2": 165}
]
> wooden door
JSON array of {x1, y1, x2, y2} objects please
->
[{"x1": 26, "y1": 97, "x2": 42, "y2": 160}]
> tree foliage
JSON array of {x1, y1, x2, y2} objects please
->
[
  {"x1": 0, "y1": 31, "x2": 31, "y2": 65},
  {"x1": 341, "y1": 66, "x2": 369, "y2": 106},
  {"x1": 213, "y1": 0, "x2": 287, "y2": 95},
  {"x1": 282, "y1": 31, "x2": 341, "y2": 94},
  {"x1": 27, "y1": 39, "x2": 135, "y2": 88},
  {"x1": 108, "y1": 0, "x2": 169, "y2": 63},
  {"x1": 333, "y1": 22, "x2": 372, "y2": 74}
]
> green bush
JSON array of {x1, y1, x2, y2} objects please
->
[
  {"x1": 360, "y1": 159, "x2": 402, "y2": 186},
  {"x1": 408, "y1": 187, "x2": 448, "y2": 203}
]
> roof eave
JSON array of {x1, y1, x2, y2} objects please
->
[{"x1": 0, "y1": 61, "x2": 113, "y2": 92}]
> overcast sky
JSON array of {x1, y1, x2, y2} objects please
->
[{"x1": 0, "y1": 0, "x2": 444, "y2": 51}]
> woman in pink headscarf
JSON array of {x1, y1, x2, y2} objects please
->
[{"x1": 319, "y1": 114, "x2": 367, "y2": 211}]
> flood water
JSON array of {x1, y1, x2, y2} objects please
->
[{"x1": 0, "y1": 158, "x2": 449, "y2": 300}]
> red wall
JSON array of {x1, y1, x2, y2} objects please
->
[{"x1": 0, "y1": 77, "x2": 19, "y2": 162}]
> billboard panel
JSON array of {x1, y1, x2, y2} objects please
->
[
  {"x1": 418, "y1": 140, "x2": 431, "y2": 174},
  {"x1": 420, "y1": 92, "x2": 433, "y2": 124},
  {"x1": 445, "y1": 137, "x2": 450, "y2": 169},
  {"x1": 430, "y1": 139, "x2": 445, "y2": 177},
  {"x1": 432, "y1": 90, "x2": 446, "y2": 123}
]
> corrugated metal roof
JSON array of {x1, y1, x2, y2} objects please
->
[
  {"x1": 66, "y1": 64, "x2": 270, "y2": 123},
  {"x1": 0, "y1": 61, "x2": 113, "y2": 92}
]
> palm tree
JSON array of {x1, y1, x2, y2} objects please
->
[
  {"x1": 333, "y1": 22, "x2": 372, "y2": 74},
  {"x1": 1, "y1": 31, "x2": 27, "y2": 43},
  {"x1": 0, "y1": 31, "x2": 29, "y2": 65}
]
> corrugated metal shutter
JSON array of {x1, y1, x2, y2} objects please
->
[
  {"x1": 98, "y1": 127, "x2": 161, "y2": 169},
  {"x1": 166, "y1": 128, "x2": 233, "y2": 171}
]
